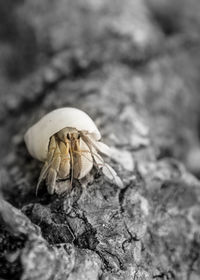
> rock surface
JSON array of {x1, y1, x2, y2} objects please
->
[{"x1": 0, "y1": 0, "x2": 200, "y2": 279}]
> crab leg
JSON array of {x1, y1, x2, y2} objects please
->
[
  {"x1": 71, "y1": 138, "x2": 82, "y2": 179},
  {"x1": 58, "y1": 141, "x2": 70, "y2": 179},
  {"x1": 46, "y1": 143, "x2": 61, "y2": 194},
  {"x1": 80, "y1": 133, "x2": 123, "y2": 187},
  {"x1": 36, "y1": 136, "x2": 57, "y2": 195}
]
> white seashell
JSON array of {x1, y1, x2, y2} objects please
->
[{"x1": 24, "y1": 107, "x2": 101, "y2": 162}]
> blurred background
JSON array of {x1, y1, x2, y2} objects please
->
[{"x1": 0, "y1": 0, "x2": 200, "y2": 178}]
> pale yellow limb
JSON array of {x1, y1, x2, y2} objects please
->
[
  {"x1": 58, "y1": 141, "x2": 70, "y2": 179},
  {"x1": 69, "y1": 144, "x2": 74, "y2": 185},
  {"x1": 71, "y1": 138, "x2": 82, "y2": 179},
  {"x1": 74, "y1": 138, "x2": 93, "y2": 179},
  {"x1": 46, "y1": 144, "x2": 61, "y2": 194},
  {"x1": 36, "y1": 136, "x2": 57, "y2": 195}
]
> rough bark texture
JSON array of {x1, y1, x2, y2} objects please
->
[{"x1": 0, "y1": 0, "x2": 200, "y2": 279}]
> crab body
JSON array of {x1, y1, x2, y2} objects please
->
[{"x1": 24, "y1": 107, "x2": 122, "y2": 194}]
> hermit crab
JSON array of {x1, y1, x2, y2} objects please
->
[{"x1": 24, "y1": 107, "x2": 122, "y2": 194}]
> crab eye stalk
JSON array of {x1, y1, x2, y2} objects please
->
[{"x1": 24, "y1": 107, "x2": 123, "y2": 195}]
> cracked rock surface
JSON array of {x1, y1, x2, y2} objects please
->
[{"x1": 0, "y1": 0, "x2": 200, "y2": 279}]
